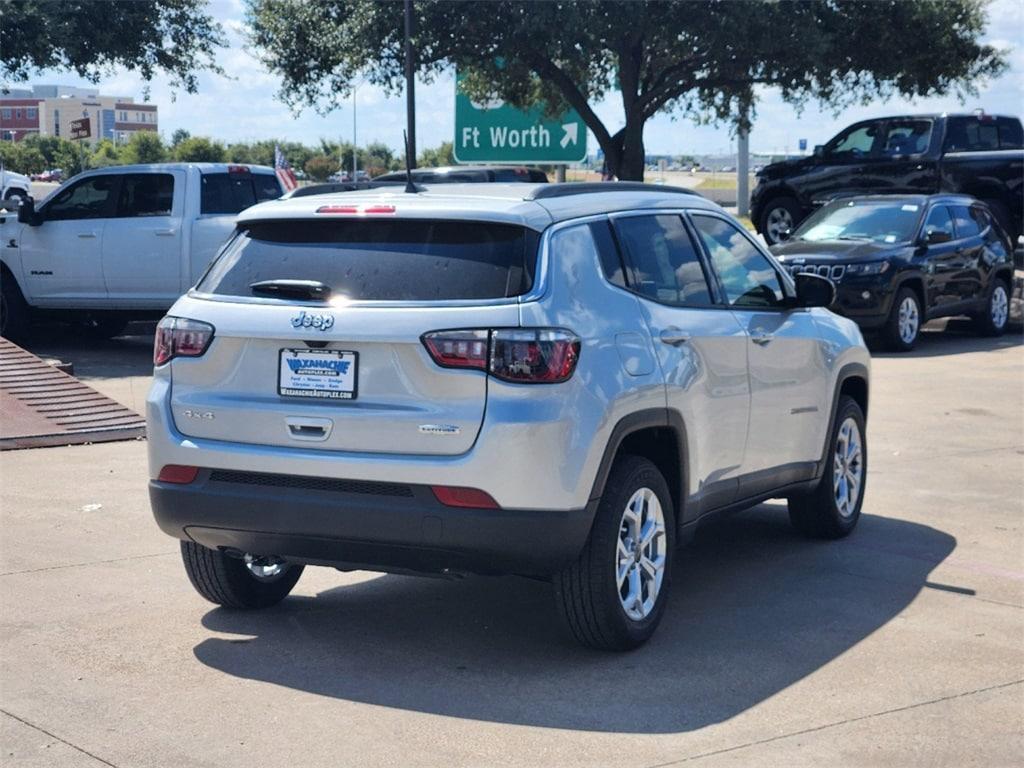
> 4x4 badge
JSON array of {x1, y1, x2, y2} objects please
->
[{"x1": 291, "y1": 311, "x2": 335, "y2": 331}]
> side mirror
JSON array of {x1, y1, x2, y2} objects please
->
[
  {"x1": 813, "y1": 145, "x2": 825, "y2": 158},
  {"x1": 793, "y1": 272, "x2": 835, "y2": 309},
  {"x1": 923, "y1": 229, "x2": 952, "y2": 246},
  {"x1": 16, "y1": 196, "x2": 40, "y2": 226}
]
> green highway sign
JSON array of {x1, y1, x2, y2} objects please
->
[{"x1": 453, "y1": 74, "x2": 587, "y2": 164}]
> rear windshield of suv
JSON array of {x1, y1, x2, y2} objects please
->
[
  {"x1": 197, "y1": 219, "x2": 539, "y2": 301},
  {"x1": 200, "y1": 172, "x2": 283, "y2": 214}
]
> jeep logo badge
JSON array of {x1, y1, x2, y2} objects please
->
[{"x1": 291, "y1": 311, "x2": 335, "y2": 331}]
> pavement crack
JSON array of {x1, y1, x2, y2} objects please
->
[
  {"x1": 1, "y1": 708, "x2": 119, "y2": 767},
  {"x1": 0, "y1": 551, "x2": 175, "y2": 577},
  {"x1": 643, "y1": 679, "x2": 1024, "y2": 767}
]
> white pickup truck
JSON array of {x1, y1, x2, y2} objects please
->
[
  {"x1": 0, "y1": 163, "x2": 283, "y2": 339},
  {"x1": 1, "y1": 168, "x2": 30, "y2": 201}
]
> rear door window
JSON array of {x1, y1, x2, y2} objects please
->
[
  {"x1": 200, "y1": 172, "x2": 282, "y2": 214},
  {"x1": 612, "y1": 214, "x2": 714, "y2": 307},
  {"x1": 116, "y1": 174, "x2": 174, "y2": 217},
  {"x1": 950, "y1": 205, "x2": 980, "y2": 239},
  {"x1": 197, "y1": 219, "x2": 539, "y2": 301},
  {"x1": 881, "y1": 120, "x2": 932, "y2": 155}
]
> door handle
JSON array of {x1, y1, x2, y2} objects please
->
[
  {"x1": 77, "y1": 232, "x2": 97, "y2": 239},
  {"x1": 153, "y1": 228, "x2": 176, "y2": 236},
  {"x1": 659, "y1": 327, "x2": 691, "y2": 346},
  {"x1": 750, "y1": 329, "x2": 774, "y2": 345}
]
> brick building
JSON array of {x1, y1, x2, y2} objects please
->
[{"x1": 0, "y1": 85, "x2": 158, "y2": 145}]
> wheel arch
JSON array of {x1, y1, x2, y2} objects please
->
[
  {"x1": 817, "y1": 363, "x2": 870, "y2": 478},
  {"x1": 895, "y1": 273, "x2": 927, "y2": 314},
  {"x1": 588, "y1": 408, "x2": 688, "y2": 527}
]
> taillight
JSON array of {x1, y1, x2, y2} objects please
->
[
  {"x1": 490, "y1": 329, "x2": 580, "y2": 383},
  {"x1": 154, "y1": 317, "x2": 214, "y2": 366},
  {"x1": 421, "y1": 329, "x2": 580, "y2": 384},
  {"x1": 421, "y1": 330, "x2": 489, "y2": 370}
]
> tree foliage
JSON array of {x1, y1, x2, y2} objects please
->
[
  {"x1": 246, "y1": 0, "x2": 1006, "y2": 180},
  {"x1": 304, "y1": 154, "x2": 340, "y2": 181},
  {"x1": 0, "y1": 135, "x2": 81, "y2": 175},
  {"x1": 419, "y1": 141, "x2": 454, "y2": 167},
  {"x1": 121, "y1": 132, "x2": 167, "y2": 164},
  {"x1": 1, "y1": 0, "x2": 226, "y2": 91},
  {"x1": 172, "y1": 136, "x2": 226, "y2": 162}
]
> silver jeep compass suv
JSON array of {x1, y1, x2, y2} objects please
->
[{"x1": 147, "y1": 182, "x2": 870, "y2": 650}]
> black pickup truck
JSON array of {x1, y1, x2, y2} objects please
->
[{"x1": 751, "y1": 113, "x2": 1024, "y2": 245}]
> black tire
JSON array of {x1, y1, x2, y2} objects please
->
[
  {"x1": 1, "y1": 272, "x2": 30, "y2": 342},
  {"x1": 77, "y1": 317, "x2": 129, "y2": 339},
  {"x1": 789, "y1": 395, "x2": 867, "y2": 539},
  {"x1": 554, "y1": 455, "x2": 675, "y2": 651},
  {"x1": 4, "y1": 188, "x2": 26, "y2": 201},
  {"x1": 973, "y1": 277, "x2": 1010, "y2": 337},
  {"x1": 180, "y1": 541, "x2": 304, "y2": 609},
  {"x1": 882, "y1": 286, "x2": 922, "y2": 352},
  {"x1": 759, "y1": 195, "x2": 802, "y2": 245}
]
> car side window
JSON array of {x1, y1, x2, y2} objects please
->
[
  {"x1": 691, "y1": 214, "x2": 785, "y2": 309},
  {"x1": 950, "y1": 205, "x2": 980, "y2": 239},
  {"x1": 825, "y1": 121, "x2": 881, "y2": 157},
  {"x1": 44, "y1": 176, "x2": 118, "y2": 221},
  {"x1": 969, "y1": 206, "x2": 992, "y2": 234},
  {"x1": 116, "y1": 174, "x2": 174, "y2": 218},
  {"x1": 589, "y1": 220, "x2": 627, "y2": 289},
  {"x1": 881, "y1": 120, "x2": 932, "y2": 156},
  {"x1": 612, "y1": 214, "x2": 713, "y2": 307},
  {"x1": 922, "y1": 206, "x2": 956, "y2": 240}
]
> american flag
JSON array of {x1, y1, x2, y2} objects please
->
[{"x1": 274, "y1": 145, "x2": 298, "y2": 191}]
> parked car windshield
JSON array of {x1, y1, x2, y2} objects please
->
[
  {"x1": 197, "y1": 219, "x2": 538, "y2": 301},
  {"x1": 793, "y1": 200, "x2": 923, "y2": 244}
]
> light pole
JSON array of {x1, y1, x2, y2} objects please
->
[
  {"x1": 352, "y1": 84, "x2": 357, "y2": 180},
  {"x1": 404, "y1": 0, "x2": 416, "y2": 167}
]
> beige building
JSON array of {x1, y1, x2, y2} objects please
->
[{"x1": 1, "y1": 85, "x2": 158, "y2": 145}]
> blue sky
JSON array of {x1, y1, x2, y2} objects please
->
[{"x1": 20, "y1": 0, "x2": 1024, "y2": 157}]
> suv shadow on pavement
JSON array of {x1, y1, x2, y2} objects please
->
[
  {"x1": 192, "y1": 504, "x2": 955, "y2": 733},
  {"x1": 19, "y1": 322, "x2": 156, "y2": 381}
]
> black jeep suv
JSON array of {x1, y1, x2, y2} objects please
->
[{"x1": 770, "y1": 194, "x2": 1015, "y2": 351}]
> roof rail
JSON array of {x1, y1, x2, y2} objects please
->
[{"x1": 526, "y1": 182, "x2": 701, "y2": 201}]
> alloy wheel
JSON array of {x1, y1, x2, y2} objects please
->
[
  {"x1": 243, "y1": 553, "x2": 290, "y2": 582},
  {"x1": 990, "y1": 284, "x2": 1008, "y2": 330},
  {"x1": 833, "y1": 417, "x2": 864, "y2": 518},
  {"x1": 898, "y1": 296, "x2": 919, "y2": 345},
  {"x1": 616, "y1": 487, "x2": 667, "y2": 621},
  {"x1": 766, "y1": 207, "x2": 794, "y2": 243}
]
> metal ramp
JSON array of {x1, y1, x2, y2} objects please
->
[{"x1": 0, "y1": 337, "x2": 146, "y2": 450}]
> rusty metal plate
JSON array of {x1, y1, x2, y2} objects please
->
[{"x1": 0, "y1": 337, "x2": 146, "y2": 450}]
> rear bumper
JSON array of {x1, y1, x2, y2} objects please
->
[{"x1": 150, "y1": 470, "x2": 595, "y2": 577}]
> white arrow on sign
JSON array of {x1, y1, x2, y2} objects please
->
[{"x1": 560, "y1": 123, "x2": 579, "y2": 149}]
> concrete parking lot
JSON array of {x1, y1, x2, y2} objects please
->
[{"x1": 1, "y1": 322, "x2": 1022, "y2": 767}]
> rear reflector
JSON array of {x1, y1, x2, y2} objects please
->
[
  {"x1": 158, "y1": 465, "x2": 200, "y2": 484},
  {"x1": 431, "y1": 486, "x2": 500, "y2": 509}
]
